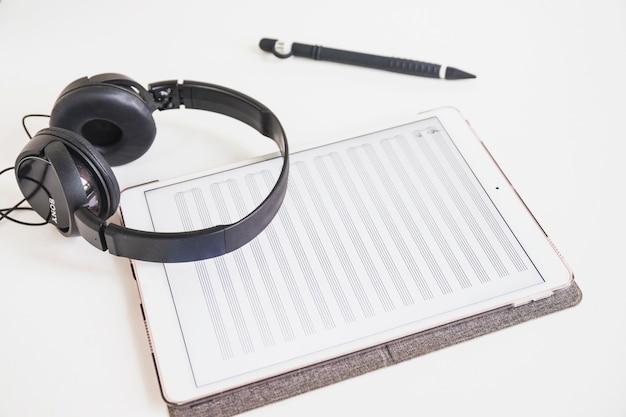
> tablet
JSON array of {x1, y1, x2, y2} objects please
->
[{"x1": 119, "y1": 107, "x2": 573, "y2": 405}]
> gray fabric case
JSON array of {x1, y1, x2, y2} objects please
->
[{"x1": 167, "y1": 281, "x2": 582, "y2": 417}]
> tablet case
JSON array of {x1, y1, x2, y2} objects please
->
[{"x1": 167, "y1": 280, "x2": 582, "y2": 417}]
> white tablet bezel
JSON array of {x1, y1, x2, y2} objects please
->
[{"x1": 119, "y1": 107, "x2": 573, "y2": 405}]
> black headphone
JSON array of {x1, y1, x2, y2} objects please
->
[{"x1": 14, "y1": 73, "x2": 289, "y2": 263}]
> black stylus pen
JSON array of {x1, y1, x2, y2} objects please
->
[{"x1": 259, "y1": 38, "x2": 475, "y2": 80}]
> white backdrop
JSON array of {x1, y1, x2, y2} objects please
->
[{"x1": 0, "y1": 1, "x2": 625, "y2": 416}]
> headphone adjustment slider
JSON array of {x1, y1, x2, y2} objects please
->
[{"x1": 149, "y1": 80, "x2": 181, "y2": 111}]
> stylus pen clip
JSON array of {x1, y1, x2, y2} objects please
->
[{"x1": 259, "y1": 38, "x2": 476, "y2": 80}]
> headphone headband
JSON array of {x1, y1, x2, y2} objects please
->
[
  {"x1": 29, "y1": 78, "x2": 289, "y2": 263},
  {"x1": 150, "y1": 80, "x2": 287, "y2": 151}
]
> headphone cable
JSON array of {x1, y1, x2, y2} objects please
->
[{"x1": 0, "y1": 166, "x2": 48, "y2": 226}]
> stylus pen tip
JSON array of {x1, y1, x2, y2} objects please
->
[{"x1": 445, "y1": 67, "x2": 476, "y2": 80}]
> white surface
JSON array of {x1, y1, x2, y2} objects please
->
[{"x1": 0, "y1": 1, "x2": 624, "y2": 416}]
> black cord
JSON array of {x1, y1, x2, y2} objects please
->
[
  {"x1": 0, "y1": 114, "x2": 53, "y2": 226},
  {"x1": 0, "y1": 166, "x2": 48, "y2": 226},
  {"x1": 21, "y1": 114, "x2": 50, "y2": 139}
]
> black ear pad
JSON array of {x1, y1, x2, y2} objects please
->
[
  {"x1": 15, "y1": 127, "x2": 121, "y2": 232},
  {"x1": 49, "y1": 79, "x2": 157, "y2": 167}
]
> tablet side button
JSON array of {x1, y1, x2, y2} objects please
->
[{"x1": 129, "y1": 259, "x2": 138, "y2": 281}]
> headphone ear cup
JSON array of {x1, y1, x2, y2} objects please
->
[
  {"x1": 49, "y1": 76, "x2": 157, "y2": 166},
  {"x1": 19, "y1": 127, "x2": 121, "y2": 224}
]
